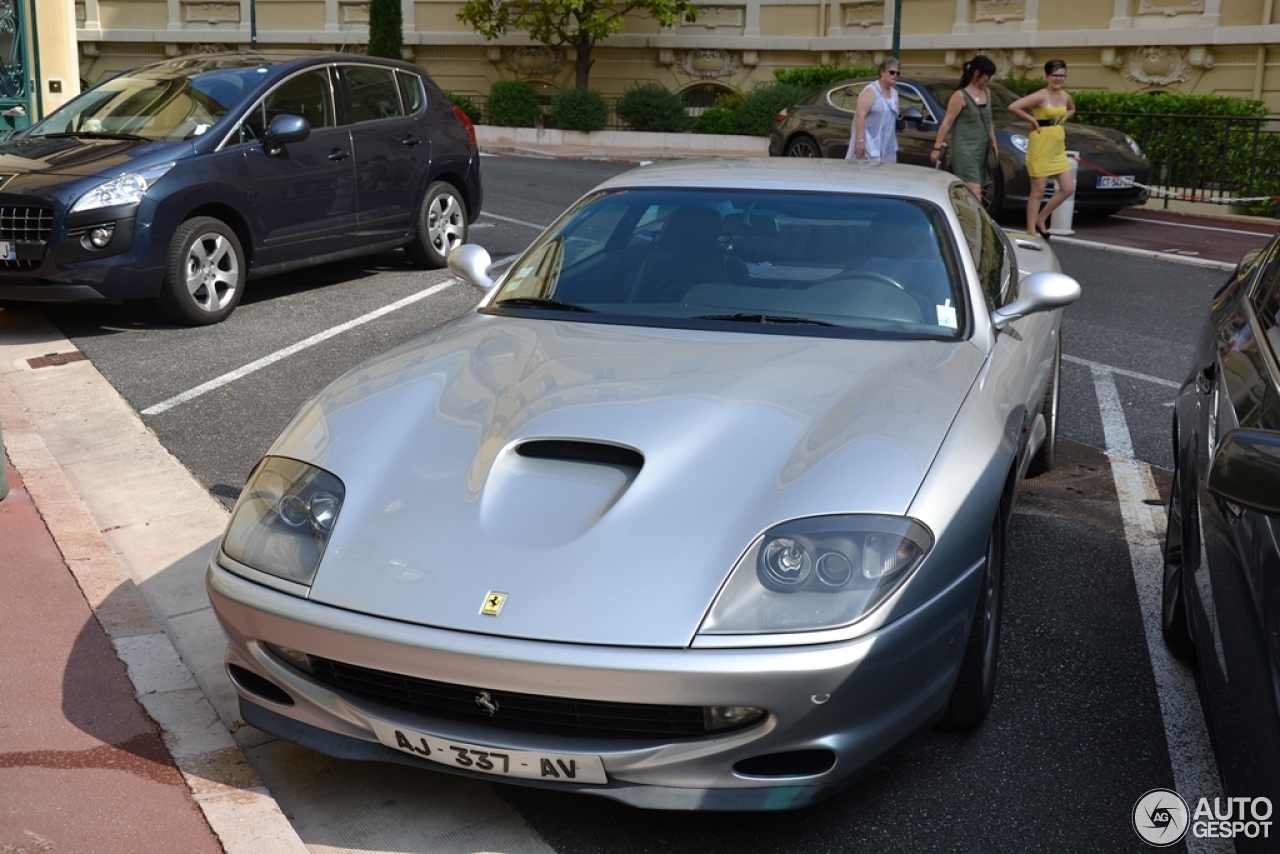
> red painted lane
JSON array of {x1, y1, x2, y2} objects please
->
[
  {"x1": 0, "y1": 462, "x2": 222, "y2": 854},
  {"x1": 1067, "y1": 208, "x2": 1278, "y2": 265}
]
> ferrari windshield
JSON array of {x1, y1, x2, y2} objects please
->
[
  {"x1": 491, "y1": 188, "x2": 966, "y2": 338},
  {"x1": 33, "y1": 58, "x2": 271, "y2": 142}
]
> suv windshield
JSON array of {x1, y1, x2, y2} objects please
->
[
  {"x1": 490, "y1": 188, "x2": 965, "y2": 339},
  {"x1": 33, "y1": 58, "x2": 273, "y2": 142}
]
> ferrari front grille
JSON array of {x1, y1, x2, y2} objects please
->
[{"x1": 305, "y1": 656, "x2": 714, "y2": 740}]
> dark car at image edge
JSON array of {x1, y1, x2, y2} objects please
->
[
  {"x1": 770, "y1": 76, "x2": 1150, "y2": 217},
  {"x1": 0, "y1": 51, "x2": 482, "y2": 324}
]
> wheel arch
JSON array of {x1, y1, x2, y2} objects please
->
[{"x1": 178, "y1": 202, "x2": 255, "y2": 267}]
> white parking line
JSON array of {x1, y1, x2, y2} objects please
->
[
  {"x1": 480, "y1": 211, "x2": 550, "y2": 230},
  {"x1": 1064, "y1": 354, "x2": 1181, "y2": 389},
  {"x1": 1090, "y1": 365, "x2": 1228, "y2": 853},
  {"x1": 1113, "y1": 215, "x2": 1276, "y2": 238},
  {"x1": 141, "y1": 280, "x2": 457, "y2": 416}
]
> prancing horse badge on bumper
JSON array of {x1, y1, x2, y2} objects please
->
[{"x1": 481, "y1": 591, "x2": 507, "y2": 616}]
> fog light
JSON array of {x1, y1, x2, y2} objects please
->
[
  {"x1": 704, "y1": 705, "x2": 766, "y2": 732},
  {"x1": 264, "y1": 643, "x2": 313, "y2": 674},
  {"x1": 89, "y1": 225, "x2": 114, "y2": 248}
]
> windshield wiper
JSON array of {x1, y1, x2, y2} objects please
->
[
  {"x1": 495, "y1": 297, "x2": 596, "y2": 313},
  {"x1": 695, "y1": 313, "x2": 836, "y2": 327},
  {"x1": 39, "y1": 131, "x2": 149, "y2": 141}
]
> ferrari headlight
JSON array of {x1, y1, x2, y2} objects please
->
[
  {"x1": 1009, "y1": 134, "x2": 1028, "y2": 153},
  {"x1": 70, "y1": 161, "x2": 175, "y2": 213},
  {"x1": 221, "y1": 457, "x2": 345, "y2": 586},
  {"x1": 699, "y1": 515, "x2": 933, "y2": 635},
  {"x1": 1124, "y1": 134, "x2": 1144, "y2": 158}
]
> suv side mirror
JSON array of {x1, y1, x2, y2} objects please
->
[
  {"x1": 1207, "y1": 428, "x2": 1280, "y2": 515},
  {"x1": 448, "y1": 244, "x2": 495, "y2": 292},
  {"x1": 264, "y1": 114, "x2": 310, "y2": 154},
  {"x1": 901, "y1": 107, "x2": 925, "y2": 130}
]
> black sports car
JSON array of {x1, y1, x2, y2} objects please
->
[
  {"x1": 770, "y1": 76, "x2": 1150, "y2": 216},
  {"x1": 1163, "y1": 236, "x2": 1280, "y2": 850}
]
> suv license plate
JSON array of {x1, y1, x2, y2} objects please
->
[
  {"x1": 1096, "y1": 175, "x2": 1135, "y2": 189},
  {"x1": 369, "y1": 719, "x2": 608, "y2": 784}
]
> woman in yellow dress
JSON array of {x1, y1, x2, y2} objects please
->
[{"x1": 1009, "y1": 60, "x2": 1076, "y2": 240}]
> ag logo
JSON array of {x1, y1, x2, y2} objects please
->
[{"x1": 1133, "y1": 788, "x2": 1189, "y2": 846}]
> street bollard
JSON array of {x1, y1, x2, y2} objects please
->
[
  {"x1": 1048, "y1": 150, "x2": 1080, "y2": 236},
  {"x1": 0, "y1": 418, "x2": 9, "y2": 501}
]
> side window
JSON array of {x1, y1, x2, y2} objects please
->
[
  {"x1": 238, "y1": 103, "x2": 265, "y2": 145},
  {"x1": 397, "y1": 70, "x2": 425, "y2": 114},
  {"x1": 826, "y1": 85, "x2": 861, "y2": 113},
  {"x1": 951, "y1": 185, "x2": 1014, "y2": 307},
  {"x1": 262, "y1": 69, "x2": 335, "y2": 130},
  {"x1": 1249, "y1": 245, "x2": 1280, "y2": 361},
  {"x1": 342, "y1": 65, "x2": 404, "y2": 123},
  {"x1": 894, "y1": 84, "x2": 934, "y2": 123}
]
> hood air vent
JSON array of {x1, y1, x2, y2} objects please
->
[{"x1": 515, "y1": 439, "x2": 643, "y2": 469}]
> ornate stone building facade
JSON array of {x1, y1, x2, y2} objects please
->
[{"x1": 72, "y1": 0, "x2": 1280, "y2": 111}]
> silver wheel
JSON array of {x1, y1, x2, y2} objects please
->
[
  {"x1": 158, "y1": 216, "x2": 245, "y2": 326},
  {"x1": 407, "y1": 180, "x2": 468, "y2": 268},
  {"x1": 785, "y1": 137, "x2": 820, "y2": 158}
]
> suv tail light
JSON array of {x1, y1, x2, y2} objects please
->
[
  {"x1": 452, "y1": 105, "x2": 477, "y2": 147},
  {"x1": 774, "y1": 108, "x2": 789, "y2": 123}
]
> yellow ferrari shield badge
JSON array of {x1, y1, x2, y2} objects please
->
[{"x1": 481, "y1": 591, "x2": 507, "y2": 616}]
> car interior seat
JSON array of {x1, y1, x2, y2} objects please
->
[
  {"x1": 857, "y1": 208, "x2": 953, "y2": 317},
  {"x1": 632, "y1": 207, "x2": 726, "y2": 303}
]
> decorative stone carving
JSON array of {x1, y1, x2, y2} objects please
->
[
  {"x1": 340, "y1": 2, "x2": 370, "y2": 25},
  {"x1": 183, "y1": 2, "x2": 240, "y2": 25},
  {"x1": 487, "y1": 47, "x2": 502, "y2": 62},
  {"x1": 1100, "y1": 47, "x2": 1125, "y2": 69},
  {"x1": 743, "y1": 50, "x2": 758, "y2": 67},
  {"x1": 75, "y1": 2, "x2": 86, "y2": 27},
  {"x1": 184, "y1": 43, "x2": 232, "y2": 55},
  {"x1": 842, "y1": 50, "x2": 876, "y2": 68},
  {"x1": 659, "y1": 49, "x2": 675, "y2": 66},
  {"x1": 1125, "y1": 46, "x2": 1190, "y2": 86},
  {"x1": 680, "y1": 49, "x2": 739, "y2": 79},
  {"x1": 1188, "y1": 45, "x2": 1214, "y2": 69},
  {"x1": 842, "y1": 2, "x2": 884, "y2": 29},
  {"x1": 504, "y1": 47, "x2": 564, "y2": 76},
  {"x1": 683, "y1": 7, "x2": 745, "y2": 28},
  {"x1": 81, "y1": 42, "x2": 100, "y2": 58},
  {"x1": 1138, "y1": 0, "x2": 1203, "y2": 17},
  {"x1": 974, "y1": 0, "x2": 1025, "y2": 24},
  {"x1": 946, "y1": 49, "x2": 1018, "y2": 78},
  {"x1": 1012, "y1": 49, "x2": 1035, "y2": 70}
]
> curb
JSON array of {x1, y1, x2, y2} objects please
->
[{"x1": 0, "y1": 320, "x2": 308, "y2": 854}]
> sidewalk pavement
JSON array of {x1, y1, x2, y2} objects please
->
[{"x1": 0, "y1": 134, "x2": 1276, "y2": 853}]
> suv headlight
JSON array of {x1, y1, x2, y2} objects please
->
[
  {"x1": 70, "y1": 161, "x2": 175, "y2": 213},
  {"x1": 221, "y1": 457, "x2": 345, "y2": 586},
  {"x1": 699, "y1": 515, "x2": 933, "y2": 636}
]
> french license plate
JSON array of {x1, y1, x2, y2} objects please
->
[
  {"x1": 1096, "y1": 175, "x2": 1135, "y2": 189},
  {"x1": 0, "y1": 240, "x2": 12, "y2": 261},
  {"x1": 369, "y1": 719, "x2": 608, "y2": 784}
]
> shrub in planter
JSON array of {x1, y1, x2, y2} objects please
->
[
  {"x1": 550, "y1": 88, "x2": 610, "y2": 132},
  {"x1": 735, "y1": 83, "x2": 811, "y2": 137},
  {"x1": 616, "y1": 84, "x2": 691, "y2": 133},
  {"x1": 447, "y1": 92, "x2": 483, "y2": 124},
  {"x1": 487, "y1": 80, "x2": 540, "y2": 127},
  {"x1": 692, "y1": 106, "x2": 739, "y2": 135}
]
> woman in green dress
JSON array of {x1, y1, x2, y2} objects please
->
[{"x1": 930, "y1": 55, "x2": 999, "y2": 201}]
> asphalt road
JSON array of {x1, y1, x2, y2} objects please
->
[{"x1": 27, "y1": 156, "x2": 1239, "y2": 852}]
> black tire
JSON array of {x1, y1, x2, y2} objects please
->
[
  {"x1": 785, "y1": 136, "x2": 821, "y2": 158},
  {"x1": 406, "y1": 180, "x2": 468, "y2": 268},
  {"x1": 983, "y1": 164, "x2": 1005, "y2": 215},
  {"x1": 942, "y1": 515, "x2": 1005, "y2": 731},
  {"x1": 1162, "y1": 467, "x2": 1197, "y2": 661},
  {"x1": 1026, "y1": 336, "x2": 1061, "y2": 477},
  {"x1": 157, "y1": 217, "x2": 245, "y2": 326}
]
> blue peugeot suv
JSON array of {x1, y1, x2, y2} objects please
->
[{"x1": 0, "y1": 52, "x2": 483, "y2": 325}]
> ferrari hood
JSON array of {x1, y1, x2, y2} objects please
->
[{"x1": 277, "y1": 316, "x2": 987, "y2": 647}]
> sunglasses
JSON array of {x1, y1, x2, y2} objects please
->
[
  {"x1": 886, "y1": 70, "x2": 900, "y2": 76},
  {"x1": 1048, "y1": 74, "x2": 1067, "y2": 79}
]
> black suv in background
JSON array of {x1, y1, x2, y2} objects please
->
[{"x1": 0, "y1": 52, "x2": 483, "y2": 324}]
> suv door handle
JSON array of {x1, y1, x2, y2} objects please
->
[
  {"x1": 816, "y1": 120, "x2": 828, "y2": 128},
  {"x1": 328, "y1": 149, "x2": 350, "y2": 161},
  {"x1": 402, "y1": 135, "x2": 422, "y2": 146}
]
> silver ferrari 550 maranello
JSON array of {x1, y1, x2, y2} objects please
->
[{"x1": 208, "y1": 159, "x2": 1081, "y2": 810}]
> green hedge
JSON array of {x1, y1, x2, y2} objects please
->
[
  {"x1": 486, "y1": 80, "x2": 540, "y2": 128},
  {"x1": 735, "y1": 83, "x2": 814, "y2": 137},
  {"x1": 549, "y1": 88, "x2": 609, "y2": 132},
  {"x1": 616, "y1": 84, "x2": 691, "y2": 133},
  {"x1": 774, "y1": 66, "x2": 876, "y2": 90}
]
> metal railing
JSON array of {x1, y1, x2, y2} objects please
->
[
  {"x1": 458, "y1": 96, "x2": 713, "y2": 132},
  {"x1": 1075, "y1": 111, "x2": 1280, "y2": 214}
]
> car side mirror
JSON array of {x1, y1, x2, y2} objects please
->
[
  {"x1": 1206, "y1": 428, "x2": 1280, "y2": 515},
  {"x1": 264, "y1": 114, "x2": 310, "y2": 154},
  {"x1": 901, "y1": 107, "x2": 925, "y2": 130},
  {"x1": 991, "y1": 270, "x2": 1081, "y2": 330},
  {"x1": 448, "y1": 243, "x2": 495, "y2": 292}
]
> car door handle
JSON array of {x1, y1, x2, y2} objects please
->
[
  {"x1": 328, "y1": 149, "x2": 350, "y2": 161},
  {"x1": 401, "y1": 135, "x2": 422, "y2": 146},
  {"x1": 816, "y1": 120, "x2": 828, "y2": 128}
]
